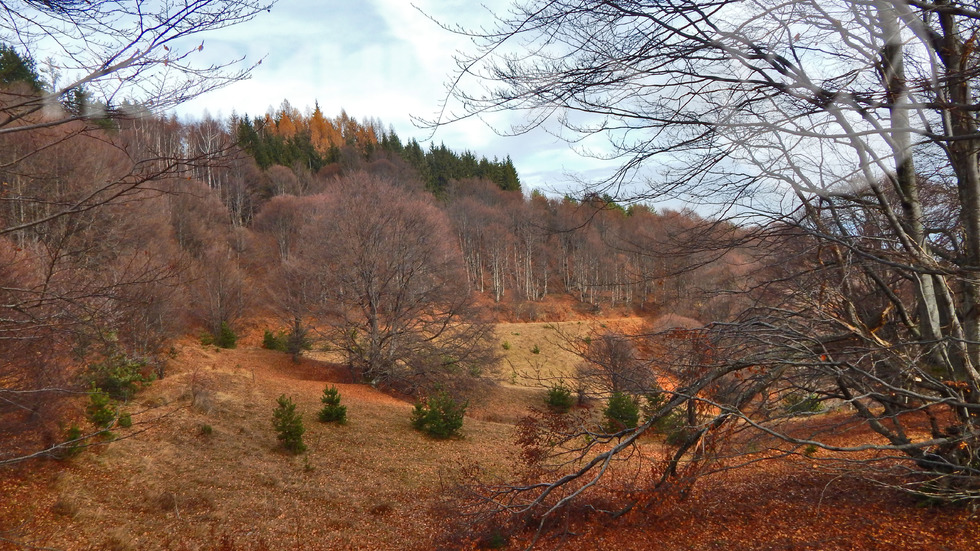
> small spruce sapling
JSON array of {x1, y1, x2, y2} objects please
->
[
  {"x1": 317, "y1": 385, "x2": 347, "y2": 424},
  {"x1": 411, "y1": 390, "x2": 467, "y2": 439},
  {"x1": 86, "y1": 387, "x2": 117, "y2": 428},
  {"x1": 263, "y1": 329, "x2": 286, "y2": 351},
  {"x1": 545, "y1": 382, "x2": 574, "y2": 413},
  {"x1": 285, "y1": 319, "x2": 313, "y2": 361},
  {"x1": 214, "y1": 321, "x2": 238, "y2": 348},
  {"x1": 59, "y1": 424, "x2": 84, "y2": 459},
  {"x1": 216, "y1": 321, "x2": 237, "y2": 349},
  {"x1": 117, "y1": 412, "x2": 133, "y2": 428},
  {"x1": 603, "y1": 391, "x2": 640, "y2": 433},
  {"x1": 272, "y1": 394, "x2": 306, "y2": 453},
  {"x1": 86, "y1": 353, "x2": 153, "y2": 400}
]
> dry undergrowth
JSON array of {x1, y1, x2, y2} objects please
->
[
  {"x1": 2, "y1": 319, "x2": 978, "y2": 550},
  {"x1": 496, "y1": 317, "x2": 648, "y2": 384},
  {"x1": 0, "y1": 340, "x2": 521, "y2": 550}
]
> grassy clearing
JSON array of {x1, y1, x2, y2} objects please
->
[
  {"x1": 495, "y1": 318, "x2": 646, "y2": 385},
  {"x1": 3, "y1": 319, "x2": 978, "y2": 550},
  {"x1": 3, "y1": 342, "x2": 518, "y2": 550}
]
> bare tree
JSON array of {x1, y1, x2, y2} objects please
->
[
  {"x1": 252, "y1": 193, "x2": 309, "y2": 262},
  {"x1": 429, "y1": 0, "x2": 980, "y2": 538},
  {"x1": 1, "y1": 0, "x2": 271, "y2": 129},
  {"x1": 294, "y1": 172, "x2": 499, "y2": 395},
  {"x1": 0, "y1": 0, "x2": 273, "y2": 236},
  {"x1": 0, "y1": 0, "x2": 275, "y2": 466},
  {"x1": 445, "y1": 179, "x2": 522, "y2": 302},
  {"x1": 0, "y1": 147, "x2": 184, "y2": 464},
  {"x1": 576, "y1": 331, "x2": 657, "y2": 395},
  {"x1": 189, "y1": 246, "x2": 248, "y2": 339}
]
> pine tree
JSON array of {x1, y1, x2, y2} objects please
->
[
  {"x1": 498, "y1": 156, "x2": 521, "y2": 192},
  {"x1": 272, "y1": 395, "x2": 306, "y2": 453},
  {"x1": 0, "y1": 44, "x2": 44, "y2": 91},
  {"x1": 317, "y1": 385, "x2": 347, "y2": 424}
]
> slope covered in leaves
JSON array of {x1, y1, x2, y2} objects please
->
[
  {"x1": 0, "y1": 337, "x2": 519, "y2": 550},
  {"x1": 1, "y1": 327, "x2": 977, "y2": 550}
]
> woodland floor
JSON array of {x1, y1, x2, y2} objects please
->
[{"x1": 1, "y1": 318, "x2": 978, "y2": 550}]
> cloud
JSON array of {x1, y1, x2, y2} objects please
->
[{"x1": 174, "y1": 0, "x2": 607, "y2": 195}]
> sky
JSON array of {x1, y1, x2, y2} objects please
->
[{"x1": 174, "y1": 0, "x2": 620, "y2": 195}]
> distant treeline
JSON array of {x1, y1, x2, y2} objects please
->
[{"x1": 235, "y1": 101, "x2": 520, "y2": 195}]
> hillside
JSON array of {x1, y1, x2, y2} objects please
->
[
  {"x1": 1, "y1": 320, "x2": 978, "y2": 550},
  {"x1": 0, "y1": 339, "x2": 522, "y2": 550},
  {"x1": 5, "y1": 2, "x2": 980, "y2": 549}
]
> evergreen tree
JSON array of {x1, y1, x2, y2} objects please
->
[
  {"x1": 603, "y1": 392, "x2": 640, "y2": 433},
  {"x1": 0, "y1": 44, "x2": 44, "y2": 91},
  {"x1": 402, "y1": 138, "x2": 429, "y2": 183},
  {"x1": 237, "y1": 116, "x2": 273, "y2": 168},
  {"x1": 272, "y1": 395, "x2": 306, "y2": 454},
  {"x1": 379, "y1": 128, "x2": 404, "y2": 154},
  {"x1": 233, "y1": 103, "x2": 522, "y2": 197},
  {"x1": 426, "y1": 142, "x2": 458, "y2": 196},
  {"x1": 498, "y1": 156, "x2": 521, "y2": 192},
  {"x1": 317, "y1": 385, "x2": 347, "y2": 424}
]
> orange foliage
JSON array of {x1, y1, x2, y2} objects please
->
[{"x1": 262, "y1": 103, "x2": 378, "y2": 158}]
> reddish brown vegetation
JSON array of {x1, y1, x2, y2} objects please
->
[
  {"x1": 0, "y1": 332, "x2": 976, "y2": 550},
  {"x1": 503, "y1": 464, "x2": 980, "y2": 551},
  {"x1": 441, "y1": 416, "x2": 980, "y2": 550}
]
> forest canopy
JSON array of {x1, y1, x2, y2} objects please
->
[{"x1": 235, "y1": 100, "x2": 521, "y2": 195}]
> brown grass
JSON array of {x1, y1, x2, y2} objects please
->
[
  {"x1": 496, "y1": 317, "x2": 647, "y2": 384},
  {"x1": 0, "y1": 342, "x2": 521, "y2": 550},
  {"x1": 2, "y1": 320, "x2": 977, "y2": 550}
]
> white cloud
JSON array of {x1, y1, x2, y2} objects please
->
[{"x1": 174, "y1": 0, "x2": 611, "y2": 195}]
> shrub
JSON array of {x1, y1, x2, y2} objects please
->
[
  {"x1": 784, "y1": 392, "x2": 824, "y2": 415},
  {"x1": 263, "y1": 329, "x2": 286, "y2": 351},
  {"x1": 86, "y1": 387, "x2": 117, "y2": 428},
  {"x1": 272, "y1": 395, "x2": 306, "y2": 453},
  {"x1": 317, "y1": 385, "x2": 347, "y2": 424},
  {"x1": 199, "y1": 424, "x2": 214, "y2": 436},
  {"x1": 501, "y1": 340, "x2": 511, "y2": 351},
  {"x1": 411, "y1": 390, "x2": 467, "y2": 439},
  {"x1": 603, "y1": 392, "x2": 640, "y2": 433},
  {"x1": 58, "y1": 424, "x2": 84, "y2": 459},
  {"x1": 86, "y1": 353, "x2": 153, "y2": 401},
  {"x1": 530, "y1": 344, "x2": 541, "y2": 354},
  {"x1": 216, "y1": 321, "x2": 237, "y2": 349},
  {"x1": 545, "y1": 382, "x2": 574, "y2": 413}
]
